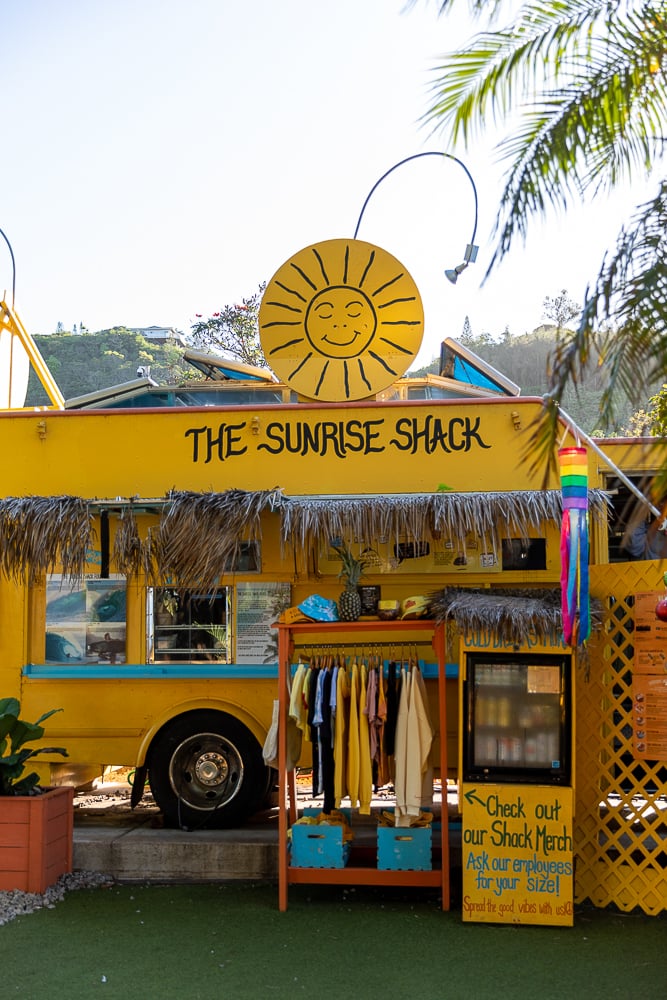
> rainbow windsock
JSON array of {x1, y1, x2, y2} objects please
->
[{"x1": 558, "y1": 446, "x2": 590, "y2": 646}]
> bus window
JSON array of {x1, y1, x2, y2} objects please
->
[
  {"x1": 148, "y1": 587, "x2": 230, "y2": 663},
  {"x1": 46, "y1": 575, "x2": 127, "y2": 665}
]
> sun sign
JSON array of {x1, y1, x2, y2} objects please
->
[{"x1": 259, "y1": 239, "x2": 424, "y2": 400}]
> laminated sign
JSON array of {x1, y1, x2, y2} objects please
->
[{"x1": 461, "y1": 783, "x2": 574, "y2": 926}]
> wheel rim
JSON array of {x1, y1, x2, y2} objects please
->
[{"x1": 168, "y1": 732, "x2": 244, "y2": 812}]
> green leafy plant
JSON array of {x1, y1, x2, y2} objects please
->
[
  {"x1": 0, "y1": 697, "x2": 68, "y2": 796},
  {"x1": 158, "y1": 589, "x2": 180, "y2": 617}
]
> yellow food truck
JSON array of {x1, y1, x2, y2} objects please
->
[{"x1": 1, "y1": 235, "x2": 666, "y2": 917}]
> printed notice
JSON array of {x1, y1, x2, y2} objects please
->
[
  {"x1": 462, "y1": 783, "x2": 574, "y2": 926},
  {"x1": 235, "y1": 582, "x2": 290, "y2": 665},
  {"x1": 632, "y1": 592, "x2": 667, "y2": 759},
  {"x1": 527, "y1": 665, "x2": 560, "y2": 695},
  {"x1": 633, "y1": 675, "x2": 667, "y2": 759},
  {"x1": 633, "y1": 591, "x2": 667, "y2": 674}
]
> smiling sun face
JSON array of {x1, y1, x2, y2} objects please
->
[
  {"x1": 306, "y1": 286, "x2": 376, "y2": 358},
  {"x1": 259, "y1": 239, "x2": 424, "y2": 400}
]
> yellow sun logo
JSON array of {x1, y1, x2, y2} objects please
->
[{"x1": 259, "y1": 238, "x2": 424, "y2": 400}]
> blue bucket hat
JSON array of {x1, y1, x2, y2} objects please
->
[{"x1": 298, "y1": 594, "x2": 339, "y2": 622}]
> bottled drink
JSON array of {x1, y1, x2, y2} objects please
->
[
  {"x1": 536, "y1": 732, "x2": 548, "y2": 764},
  {"x1": 498, "y1": 697, "x2": 511, "y2": 728},
  {"x1": 546, "y1": 732, "x2": 559, "y2": 765}
]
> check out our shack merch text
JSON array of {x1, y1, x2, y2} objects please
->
[{"x1": 462, "y1": 785, "x2": 574, "y2": 925}]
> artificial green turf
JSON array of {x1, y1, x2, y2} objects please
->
[{"x1": 1, "y1": 882, "x2": 664, "y2": 999}]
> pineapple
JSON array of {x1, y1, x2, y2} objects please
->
[{"x1": 333, "y1": 543, "x2": 367, "y2": 621}]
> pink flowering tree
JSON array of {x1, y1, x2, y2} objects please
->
[{"x1": 190, "y1": 282, "x2": 268, "y2": 369}]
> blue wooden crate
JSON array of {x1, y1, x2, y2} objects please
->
[
  {"x1": 291, "y1": 823, "x2": 350, "y2": 868},
  {"x1": 377, "y1": 826, "x2": 432, "y2": 871},
  {"x1": 301, "y1": 807, "x2": 352, "y2": 822}
]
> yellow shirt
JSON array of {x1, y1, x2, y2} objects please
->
[
  {"x1": 334, "y1": 664, "x2": 350, "y2": 808},
  {"x1": 346, "y1": 660, "x2": 360, "y2": 808},
  {"x1": 289, "y1": 662, "x2": 307, "y2": 732},
  {"x1": 358, "y1": 663, "x2": 373, "y2": 815}
]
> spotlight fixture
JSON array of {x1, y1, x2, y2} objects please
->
[
  {"x1": 445, "y1": 243, "x2": 479, "y2": 285},
  {"x1": 353, "y1": 151, "x2": 480, "y2": 287}
]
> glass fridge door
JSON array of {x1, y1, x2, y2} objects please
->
[{"x1": 464, "y1": 653, "x2": 571, "y2": 785}]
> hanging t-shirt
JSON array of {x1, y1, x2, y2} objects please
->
[
  {"x1": 405, "y1": 666, "x2": 434, "y2": 817},
  {"x1": 394, "y1": 666, "x2": 412, "y2": 826},
  {"x1": 358, "y1": 662, "x2": 373, "y2": 815},
  {"x1": 346, "y1": 660, "x2": 361, "y2": 809},
  {"x1": 334, "y1": 663, "x2": 350, "y2": 808}
]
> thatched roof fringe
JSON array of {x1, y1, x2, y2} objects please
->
[
  {"x1": 0, "y1": 495, "x2": 93, "y2": 584},
  {"x1": 429, "y1": 586, "x2": 603, "y2": 653},
  {"x1": 0, "y1": 488, "x2": 611, "y2": 591},
  {"x1": 155, "y1": 488, "x2": 283, "y2": 587},
  {"x1": 279, "y1": 490, "x2": 610, "y2": 553},
  {"x1": 111, "y1": 504, "x2": 162, "y2": 584}
]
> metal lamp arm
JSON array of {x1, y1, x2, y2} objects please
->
[{"x1": 353, "y1": 150, "x2": 479, "y2": 252}]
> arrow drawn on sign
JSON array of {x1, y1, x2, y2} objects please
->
[{"x1": 464, "y1": 787, "x2": 488, "y2": 809}]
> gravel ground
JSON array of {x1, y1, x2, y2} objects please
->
[{"x1": 0, "y1": 870, "x2": 114, "y2": 927}]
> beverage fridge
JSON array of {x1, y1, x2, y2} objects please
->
[{"x1": 462, "y1": 651, "x2": 572, "y2": 786}]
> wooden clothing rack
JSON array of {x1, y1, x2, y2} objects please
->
[{"x1": 276, "y1": 619, "x2": 450, "y2": 911}]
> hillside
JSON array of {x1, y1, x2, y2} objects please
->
[
  {"x1": 24, "y1": 324, "x2": 651, "y2": 435},
  {"x1": 25, "y1": 328, "x2": 191, "y2": 405},
  {"x1": 414, "y1": 326, "x2": 649, "y2": 435}
]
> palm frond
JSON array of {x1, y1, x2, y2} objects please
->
[
  {"x1": 429, "y1": 584, "x2": 602, "y2": 649},
  {"x1": 156, "y1": 488, "x2": 282, "y2": 589},
  {"x1": 280, "y1": 489, "x2": 609, "y2": 557},
  {"x1": 0, "y1": 487, "x2": 610, "y2": 591},
  {"x1": 426, "y1": 2, "x2": 620, "y2": 136},
  {"x1": 0, "y1": 496, "x2": 93, "y2": 584},
  {"x1": 530, "y1": 180, "x2": 667, "y2": 464},
  {"x1": 425, "y1": 1, "x2": 667, "y2": 271}
]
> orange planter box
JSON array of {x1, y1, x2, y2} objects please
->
[{"x1": 0, "y1": 785, "x2": 74, "y2": 893}]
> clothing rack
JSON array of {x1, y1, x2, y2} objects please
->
[
  {"x1": 290, "y1": 641, "x2": 435, "y2": 649},
  {"x1": 276, "y1": 619, "x2": 450, "y2": 911},
  {"x1": 290, "y1": 638, "x2": 435, "y2": 668}
]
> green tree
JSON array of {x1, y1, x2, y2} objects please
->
[
  {"x1": 190, "y1": 283, "x2": 268, "y2": 369},
  {"x1": 542, "y1": 290, "x2": 580, "y2": 331},
  {"x1": 25, "y1": 328, "x2": 190, "y2": 404},
  {"x1": 419, "y1": 0, "x2": 667, "y2": 471},
  {"x1": 623, "y1": 384, "x2": 667, "y2": 437}
]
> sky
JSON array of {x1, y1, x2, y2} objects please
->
[{"x1": 1, "y1": 0, "x2": 655, "y2": 369}]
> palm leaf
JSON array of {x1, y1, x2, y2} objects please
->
[
  {"x1": 425, "y1": 1, "x2": 667, "y2": 272},
  {"x1": 0, "y1": 495, "x2": 93, "y2": 583}
]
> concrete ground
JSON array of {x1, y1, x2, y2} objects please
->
[{"x1": 72, "y1": 771, "x2": 460, "y2": 884}]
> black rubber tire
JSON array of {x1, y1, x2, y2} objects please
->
[
  {"x1": 148, "y1": 711, "x2": 268, "y2": 830},
  {"x1": 261, "y1": 766, "x2": 278, "y2": 808}
]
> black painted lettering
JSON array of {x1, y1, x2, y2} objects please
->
[
  {"x1": 448, "y1": 417, "x2": 466, "y2": 451},
  {"x1": 205, "y1": 424, "x2": 226, "y2": 463},
  {"x1": 364, "y1": 419, "x2": 384, "y2": 453},
  {"x1": 429, "y1": 417, "x2": 452, "y2": 454},
  {"x1": 300, "y1": 422, "x2": 318, "y2": 455},
  {"x1": 257, "y1": 422, "x2": 284, "y2": 454},
  {"x1": 344, "y1": 420, "x2": 365, "y2": 453},
  {"x1": 185, "y1": 426, "x2": 208, "y2": 462},
  {"x1": 389, "y1": 417, "x2": 413, "y2": 451},
  {"x1": 464, "y1": 416, "x2": 492, "y2": 450},
  {"x1": 226, "y1": 422, "x2": 247, "y2": 456}
]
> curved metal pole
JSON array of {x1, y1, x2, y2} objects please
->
[
  {"x1": 353, "y1": 150, "x2": 478, "y2": 246},
  {"x1": 0, "y1": 227, "x2": 16, "y2": 307}
]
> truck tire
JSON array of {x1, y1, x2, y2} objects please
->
[{"x1": 148, "y1": 710, "x2": 268, "y2": 829}]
